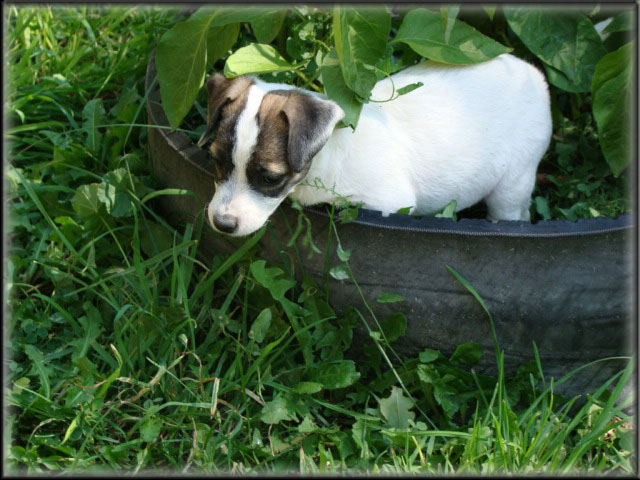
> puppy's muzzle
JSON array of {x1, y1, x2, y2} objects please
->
[{"x1": 212, "y1": 214, "x2": 238, "y2": 234}]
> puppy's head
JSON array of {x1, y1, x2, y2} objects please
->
[{"x1": 197, "y1": 74, "x2": 344, "y2": 236}]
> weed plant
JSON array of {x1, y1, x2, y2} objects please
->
[{"x1": 5, "y1": 6, "x2": 636, "y2": 475}]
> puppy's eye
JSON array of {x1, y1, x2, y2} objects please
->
[{"x1": 261, "y1": 172, "x2": 285, "y2": 186}]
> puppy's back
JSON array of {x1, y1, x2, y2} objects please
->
[
  {"x1": 371, "y1": 54, "x2": 550, "y2": 148},
  {"x1": 344, "y1": 53, "x2": 552, "y2": 215}
]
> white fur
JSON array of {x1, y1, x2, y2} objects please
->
[
  {"x1": 208, "y1": 178, "x2": 281, "y2": 236},
  {"x1": 208, "y1": 53, "x2": 552, "y2": 235},
  {"x1": 293, "y1": 54, "x2": 552, "y2": 220},
  {"x1": 232, "y1": 87, "x2": 262, "y2": 166}
]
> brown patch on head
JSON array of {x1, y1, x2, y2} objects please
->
[
  {"x1": 199, "y1": 75, "x2": 253, "y2": 145},
  {"x1": 246, "y1": 89, "x2": 343, "y2": 197},
  {"x1": 254, "y1": 92, "x2": 293, "y2": 172},
  {"x1": 198, "y1": 74, "x2": 253, "y2": 182},
  {"x1": 246, "y1": 91, "x2": 300, "y2": 197},
  {"x1": 245, "y1": 89, "x2": 343, "y2": 198}
]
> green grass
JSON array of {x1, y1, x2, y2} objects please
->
[{"x1": 5, "y1": 6, "x2": 636, "y2": 475}]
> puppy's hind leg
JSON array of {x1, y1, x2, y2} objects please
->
[
  {"x1": 485, "y1": 167, "x2": 537, "y2": 221},
  {"x1": 486, "y1": 198, "x2": 531, "y2": 222}
]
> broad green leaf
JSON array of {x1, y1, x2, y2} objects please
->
[
  {"x1": 440, "y1": 6, "x2": 460, "y2": 44},
  {"x1": 251, "y1": 429, "x2": 263, "y2": 447},
  {"x1": 24, "y1": 344, "x2": 52, "y2": 398},
  {"x1": 298, "y1": 415, "x2": 319, "y2": 433},
  {"x1": 250, "y1": 260, "x2": 296, "y2": 301},
  {"x1": 592, "y1": 42, "x2": 633, "y2": 176},
  {"x1": 392, "y1": 8, "x2": 511, "y2": 64},
  {"x1": 224, "y1": 43, "x2": 293, "y2": 77},
  {"x1": 250, "y1": 9, "x2": 287, "y2": 44},
  {"x1": 53, "y1": 216, "x2": 83, "y2": 243},
  {"x1": 450, "y1": 342, "x2": 483, "y2": 366},
  {"x1": 97, "y1": 182, "x2": 116, "y2": 208},
  {"x1": 417, "y1": 364, "x2": 439, "y2": 384},
  {"x1": 419, "y1": 348, "x2": 440, "y2": 363},
  {"x1": 109, "y1": 87, "x2": 140, "y2": 118},
  {"x1": 351, "y1": 420, "x2": 373, "y2": 457},
  {"x1": 249, "y1": 308, "x2": 272, "y2": 343},
  {"x1": 292, "y1": 381, "x2": 323, "y2": 394},
  {"x1": 336, "y1": 243, "x2": 351, "y2": 261},
  {"x1": 395, "y1": 206, "x2": 413, "y2": 215},
  {"x1": 433, "y1": 383, "x2": 459, "y2": 418},
  {"x1": 156, "y1": 16, "x2": 211, "y2": 129},
  {"x1": 504, "y1": 8, "x2": 606, "y2": 92},
  {"x1": 435, "y1": 199, "x2": 457, "y2": 220},
  {"x1": 72, "y1": 183, "x2": 102, "y2": 217},
  {"x1": 260, "y1": 394, "x2": 294, "y2": 424},
  {"x1": 97, "y1": 184, "x2": 131, "y2": 218},
  {"x1": 206, "y1": 23, "x2": 240, "y2": 69},
  {"x1": 338, "y1": 204, "x2": 362, "y2": 223},
  {"x1": 307, "y1": 360, "x2": 360, "y2": 389},
  {"x1": 156, "y1": 7, "x2": 276, "y2": 128},
  {"x1": 13, "y1": 377, "x2": 30, "y2": 391},
  {"x1": 82, "y1": 98, "x2": 105, "y2": 152},
  {"x1": 602, "y1": 11, "x2": 634, "y2": 34},
  {"x1": 329, "y1": 264, "x2": 350, "y2": 281},
  {"x1": 102, "y1": 168, "x2": 135, "y2": 217},
  {"x1": 188, "y1": 6, "x2": 278, "y2": 25},
  {"x1": 280, "y1": 297, "x2": 310, "y2": 321},
  {"x1": 380, "y1": 312, "x2": 407, "y2": 342},
  {"x1": 534, "y1": 196, "x2": 552, "y2": 220},
  {"x1": 141, "y1": 416, "x2": 163, "y2": 442},
  {"x1": 378, "y1": 386, "x2": 415, "y2": 429},
  {"x1": 333, "y1": 7, "x2": 391, "y2": 99},
  {"x1": 374, "y1": 43, "x2": 405, "y2": 79},
  {"x1": 377, "y1": 293, "x2": 404, "y2": 304},
  {"x1": 592, "y1": 41, "x2": 633, "y2": 95},
  {"x1": 321, "y1": 48, "x2": 363, "y2": 129}
]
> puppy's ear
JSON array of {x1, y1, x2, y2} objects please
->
[
  {"x1": 280, "y1": 93, "x2": 344, "y2": 173},
  {"x1": 197, "y1": 74, "x2": 251, "y2": 147}
]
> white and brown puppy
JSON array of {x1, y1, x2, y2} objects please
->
[{"x1": 198, "y1": 53, "x2": 552, "y2": 236}]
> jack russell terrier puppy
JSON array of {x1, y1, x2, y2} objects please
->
[{"x1": 197, "y1": 53, "x2": 552, "y2": 236}]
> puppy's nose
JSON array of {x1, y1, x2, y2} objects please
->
[{"x1": 213, "y1": 214, "x2": 238, "y2": 234}]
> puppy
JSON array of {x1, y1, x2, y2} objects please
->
[{"x1": 198, "y1": 53, "x2": 552, "y2": 236}]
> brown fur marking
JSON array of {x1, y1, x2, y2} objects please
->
[
  {"x1": 244, "y1": 90, "x2": 306, "y2": 197},
  {"x1": 204, "y1": 75, "x2": 253, "y2": 181}
]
